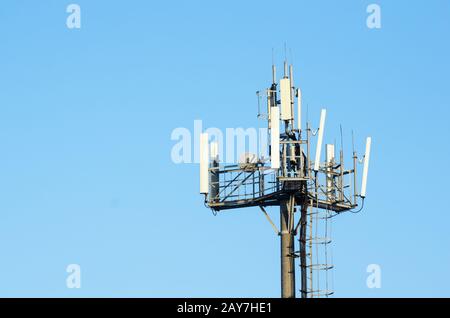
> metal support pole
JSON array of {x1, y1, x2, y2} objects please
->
[
  {"x1": 280, "y1": 199, "x2": 295, "y2": 298},
  {"x1": 299, "y1": 202, "x2": 308, "y2": 298}
]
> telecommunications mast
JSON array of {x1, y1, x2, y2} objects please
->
[{"x1": 199, "y1": 59, "x2": 372, "y2": 298}]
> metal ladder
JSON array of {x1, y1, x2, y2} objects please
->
[{"x1": 304, "y1": 202, "x2": 334, "y2": 298}]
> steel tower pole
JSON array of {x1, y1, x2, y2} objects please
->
[
  {"x1": 280, "y1": 198, "x2": 295, "y2": 298},
  {"x1": 299, "y1": 202, "x2": 308, "y2": 298}
]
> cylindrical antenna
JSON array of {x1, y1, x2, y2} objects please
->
[
  {"x1": 256, "y1": 91, "x2": 261, "y2": 118},
  {"x1": 339, "y1": 125, "x2": 345, "y2": 201},
  {"x1": 352, "y1": 130, "x2": 355, "y2": 153},
  {"x1": 289, "y1": 65, "x2": 295, "y2": 126},
  {"x1": 351, "y1": 130, "x2": 357, "y2": 204},
  {"x1": 289, "y1": 65, "x2": 294, "y2": 84},
  {"x1": 272, "y1": 65, "x2": 276, "y2": 84}
]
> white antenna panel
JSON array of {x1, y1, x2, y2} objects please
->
[
  {"x1": 314, "y1": 109, "x2": 327, "y2": 171},
  {"x1": 360, "y1": 137, "x2": 372, "y2": 198},
  {"x1": 270, "y1": 106, "x2": 280, "y2": 169},
  {"x1": 199, "y1": 133, "x2": 209, "y2": 194},
  {"x1": 210, "y1": 141, "x2": 219, "y2": 162},
  {"x1": 326, "y1": 144, "x2": 335, "y2": 164},
  {"x1": 280, "y1": 78, "x2": 292, "y2": 121}
]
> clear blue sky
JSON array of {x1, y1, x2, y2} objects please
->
[{"x1": 0, "y1": 0, "x2": 449, "y2": 297}]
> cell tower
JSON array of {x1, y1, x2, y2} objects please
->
[{"x1": 199, "y1": 60, "x2": 372, "y2": 298}]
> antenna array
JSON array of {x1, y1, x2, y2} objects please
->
[{"x1": 199, "y1": 60, "x2": 372, "y2": 298}]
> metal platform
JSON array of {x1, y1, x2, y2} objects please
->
[{"x1": 207, "y1": 163, "x2": 356, "y2": 213}]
